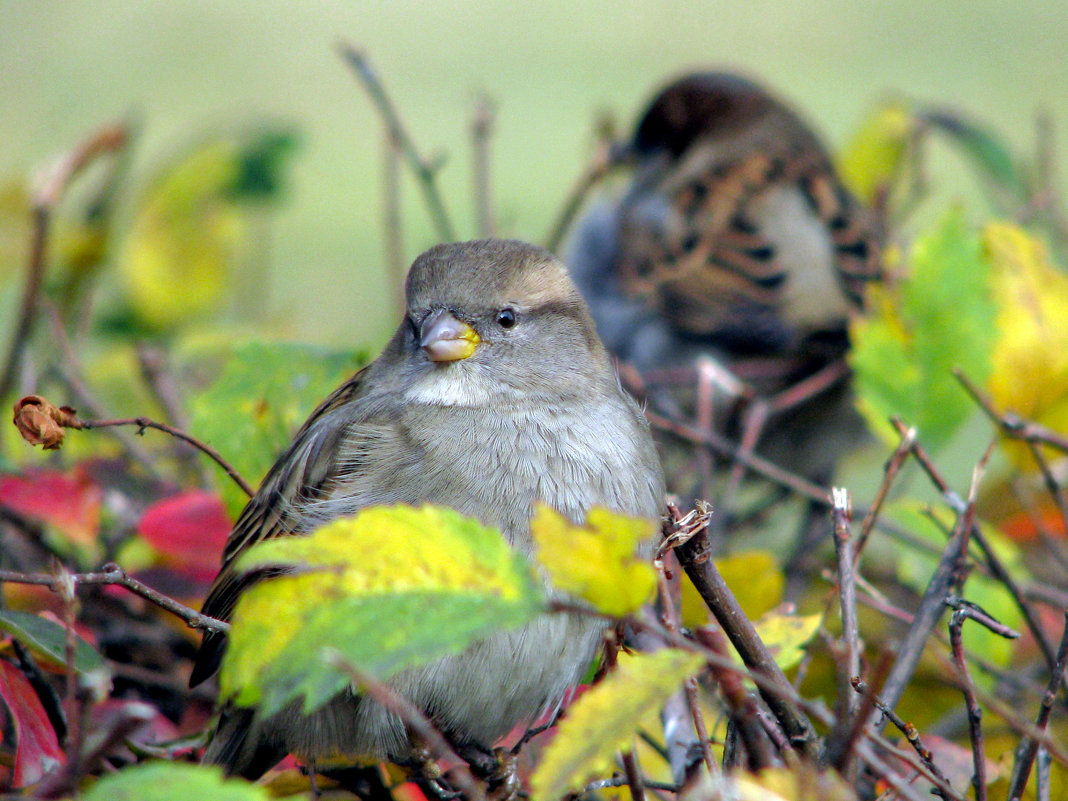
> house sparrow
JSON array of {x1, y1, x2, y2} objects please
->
[
  {"x1": 191, "y1": 239, "x2": 665, "y2": 779},
  {"x1": 566, "y1": 71, "x2": 881, "y2": 494}
]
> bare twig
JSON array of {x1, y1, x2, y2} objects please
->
[
  {"x1": 471, "y1": 93, "x2": 496, "y2": 238},
  {"x1": 664, "y1": 508, "x2": 817, "y2": 758},
  {"x1": 325, "y1": 651, "x2": 484, "y2": 801},
  {"x1": 948, "y1": 608, "x2": 989, "y2": 801},
  {"x1": 544, "y1": 127, "x2": 618, "y2": 253},
  {"x1": 620, "y1": 747, "x2": 647, "y2": 801},
  {"x1": 644, "y1": 408, "x2": 831, "y2": 505},
  {"x1": 890, "y1": 417, "x2": 1060, "y2": 669},
  {"x1": 1006, "y1": 610, "x2": 1068, "y2": 801},
  {"x1": 337, "y1": 42, "x2": 456, "y2": 242},
  {"x1": 71, "y1": 408, "x2": 252, "y2": 497},
  {"x1": 854, "y1": 424, "x2": 916, "y2": 562},
  {"x1": 696, "y1": 626, "x2": 778, "y2": 771},
  {"x1": 383, "y1": 130, "x2": 406, "y2": 318},
  {"x1": 0, "y1": 123, "x2": 127, "y2": 401},
  {"x1": 653, "y1": 546, "x2": 715, "y2": 780},
  {"x1": 0, "y1": 563, "x2": 230, "y2": 634},
  {"x1": 874, "y1": 503, "x2": 962, "y2": 732},
  {"x1": 850, "y1": 676, "x2": 955, "y2": 800},
  {"x1": 825, "y1": 488, "x2": 861, "y2": 778},
  {"x1": 956, "y1": 368, "x2": 1068, "y2": 453}
]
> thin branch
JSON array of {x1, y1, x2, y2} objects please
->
[
  {"x1": 337, "y1": 42, "x2": 455, "y2": 242},
  {"x1": 0, "y1": 563, "x2": 230, "y2": 634},
  {"x1": 664, "y1": 507, "x2": 818, "y2": 758},
  {"x1": 621, "y1": 746, "x2": 647, "y2": 801},
  {"x1": 956, "y1": 367, "x2": 1068, "y2": 453},
  {"x1": 826, "y1": 488, "x2": 861, "y2": 778},
  {"x1": 544, "y1": 126, "x2": 618, "y2": 253},
  {"x1": 0, "y1": 123, "x2": 127, "y2": 401},
  {"x1": 325, "y1": 651, "x2": 484, "y2": 801},
  {"x1": 850, "y1": 677, "x2": 955, "y2": 801},
  {"x1": 471, "y1": 93, "x2": 496, "y2": 238},
  {"x1": 644, "y1": 407, "x2": 831, "y2": 505},
  {"x1": 696, "y1": 626, "x2": 778, "y2": 771},
  {"x1": 66, "y1": 408, "x2": 251, "y2": 497},
  {"x1": 874, "y1": 503, "x2": 962, "y2": 732},
  {"x1": 854, "y1": 424, "x2": 916, "y2": 563},
  {"x1": 948, "y1": 607, "x2": 989, "y2": 801},
  {"x1": 1007, "y1": 610, "x2": 1068, "y2": 801},
  {"x1": 890, "y1": 417, "x2": 1060, "y2": 669}
]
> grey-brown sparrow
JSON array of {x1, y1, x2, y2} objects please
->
[
  {"x1": 191, "y1": 239, "x2": 665, "y2": 779},
  {"x1": 566, "y1": 72, "x2": 881, "y2": 493}
]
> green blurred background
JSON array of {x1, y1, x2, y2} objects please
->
[{"x1": 2, "y1": 0, "x2": 1066, "y2": 351}]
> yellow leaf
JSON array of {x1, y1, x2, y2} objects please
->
[
  {"x1": 530, "y1": 650, "x2": 703, "y2": 801},
  {"x1": 837, "y1": 99, "x2": 913, "y2": 204},
  {"x1": 715, "y1": 550, "x2": 784, "y2": 620},
  {"x1": 236, "y1": 504, "x2": 533, "y2": 600},
  {"x1": 984, "y1": 222, "x2": 1068, "y2": 466},
  {"x1": 530, "y1": 504, "x2": 657, "y2": 616},
  {"x1": 752, "y1": 611, "x2": 822, "y2": 672},
  {"x1": 733, "y1": 766, "x2": 857, "y2": 801}
]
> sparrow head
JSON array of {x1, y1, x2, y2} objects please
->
[
  {"x1": 395, "y1": 239, "x2": 610, "y2": 404},
  {"x1": 629, "y1": 71, "x2": 815, "y2": 161}
]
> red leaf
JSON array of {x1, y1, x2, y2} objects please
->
[
  {"x1": 0, "y1": 659, "x2": 66, "y2": 788},
  {"x1": 137, "y1": 491, "x2": 231, "y2": 583},
  {"x1": 0, "y1": 466, "x2": 101, "y2": 546}
]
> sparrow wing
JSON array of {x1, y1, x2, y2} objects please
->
[
  {"x1": 617, "y1": 137, "x2": 880, "y2": 347},
  {"x1": 191, "y1": 366, "x2": 369, "y2": 686}
]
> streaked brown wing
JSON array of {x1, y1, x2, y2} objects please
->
[
  {"x1": 190, "y1": 367, "x2": 368, "y2": 686},
  {"x1": 617, "y1": 140, "x2": 880, "y2": 341}
]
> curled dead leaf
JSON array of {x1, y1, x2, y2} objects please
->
[{"x1": 12, "y1": 395, "x2": 81, "y2": 450}]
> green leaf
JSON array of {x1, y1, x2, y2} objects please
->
[
  {"x1": 530, "y1": 649, "x2": 704, "y2": 801},
  {"x1": 83, "y1": 762, "x2": 278, "y2": 801},
  {"x1": 187, "y1": 340, "x2": 366, "y2": 517},
  {"x1": 220, "y1": 505, "x2": 547, "y2": 717},
  {"x1": 0, "y1": 609, "x2": 105, "y2": 675},
  {"x1": 850, "y1": 208, "x2": 997, "y2": 451}
]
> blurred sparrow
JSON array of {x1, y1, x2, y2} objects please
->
[
  {"x1": 567, "y1": 71, "x2": 881, "y2": 492},
  {"x1": 191, "y1": 239, "x2": 665, "y2": 779}
]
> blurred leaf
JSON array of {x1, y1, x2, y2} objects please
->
[
  {"x1": 714, "y1": 550, "x2": 784, "y2": 621},
  {"x1": 851, "y1": 208, "x2": 996, "y2": 451},
  {"x1": 221, "y1": 505, "x2": 545, "y2": 715},
  {"x1": 753, "y1": 611, "x2": 822, "y2": 672},
  {"x1": 0, "y1": 659, "x2": 65, "y2": 789},
  {"x1": 188, "y1": 340, "x2": 365, "y2": 518},
  {"x1": 922, "y1": 109, "x2": 1025, "y2": 196},
  {"x1": 0, "y1": 466, "x2": 102, "y2": 547},
  {"x1": 137, "y1": 491, "x2": 231, "y2": 583},
  {"x1": 530, "y1": 504, "x2": 656, "y2": 617},
  {"x1": 83, "y1": 762, "x2": 277, "y2": 801},
  {"x1": 984, "y1": 222, "x2": 1068, "y2": 468},
  {"x1": 0, "y1": 610, "x2": 105, "y2": 674},
  {"x1": 115, "y1": 128, "x2": 297, "y2": 331},
  {"x1": 731, "y1": 766, "x2": 857, "y2": 801},
  {"x1": 530, "y1": 649, "x2": 703, "y2": 801},
  {"x1": 838, "y1": 98, "x2": 914, "y2": 204}
]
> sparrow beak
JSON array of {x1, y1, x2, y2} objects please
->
[{"x1": 420, "y1": 309, "x2": 481, "y2": 362}]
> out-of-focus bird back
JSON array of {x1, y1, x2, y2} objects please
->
[{"x1": 567, "y1": 70, "x2": 881, "y2": 517}]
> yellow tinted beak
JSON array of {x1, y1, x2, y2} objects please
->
[{"x1": 420, "y1": 310, "x2": 480, "y2": 362}]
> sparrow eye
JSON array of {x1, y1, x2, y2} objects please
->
[{"x1": 495, "y1": 308, "x2": 518, "y2": 329}]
